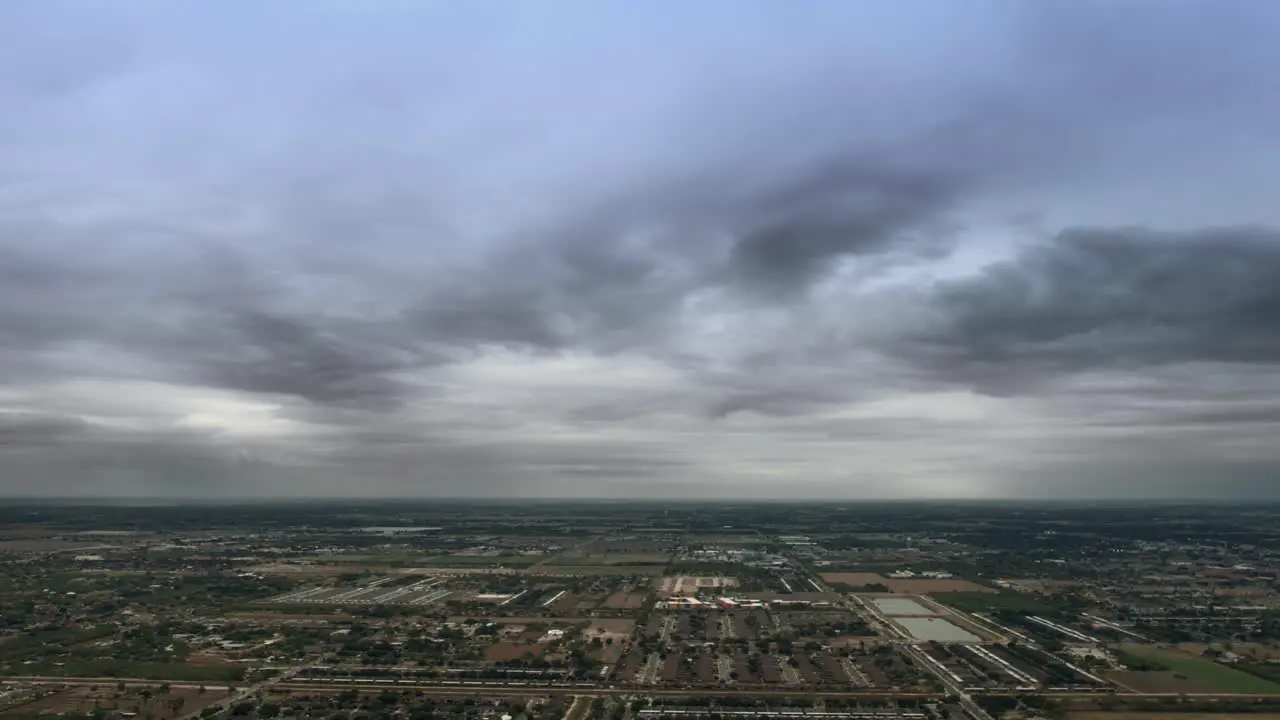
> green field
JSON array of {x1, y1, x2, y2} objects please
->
[
  {"x1": 525, "y1": 564, "x2": 666, "y2": 576},
  {"x1": 1121, "y1": 646, "x2": 1280, "y2": 694},
  {"x1": 322, "y1": 553, "x2": 537, "y2": 567},
  {"x1": 929, "y1": 590, "x2": 1053, "y2": 614}
]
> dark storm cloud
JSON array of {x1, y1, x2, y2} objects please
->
[
  {"x1": 189, "y1": 310, "x2": 415, "y2": 411},
  {"x1": 705, "y1": 389, "x2": 841, "y2": 420},
  {"x1": 907, "y1": 226, "x2": 1280, "y2": 389},
  {"x1": 724, "y1": 163, "x2": 961, "y2": 295},
  {"x1": 403, "y1": 152, "x2": 975, "y2": 358},
  {"x1": 0, "y1": 414, "x2": 90, "y2": 447},
  {"x1": 3, "y1": 1, "x2": 1280, "y2": 497}
]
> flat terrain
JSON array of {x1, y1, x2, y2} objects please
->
[
  {"x1": 7, "y1": 500, "x2": 1280, "y2": 716},
  {"x1": 1106, "y1": 670, "x2": 1221, "y2": 694},
  {"x1": 549, "y1": 552, "x2": 669, "y2": 565},
  {"x1": 525, "y1": 564, "x2": 666, "y2": 576},
  {"x1": 1116, "y1": 645, "x2": 1280, "y2": 693},
  {"x1": 1, "y1": 686, "x2": 230, "y2": 720},
  {"x1": 883, "y1": 578, "x2": 994, "y2": 593},
  {"x1": 822, "y1": 572, "x2": 892, "y2": 586},
  {"x1": 822, "y1": 572, "x2": 993, "y2": 594},
  {"x1": 1177, "y1": 643, "x2": 1280, "y2": 661},
  {"x1": 601, "y1": 590, "x2": 647, "y2": 609},
  {"x1": 483, "y1": 641, "x2": 547, "y2": 661}
]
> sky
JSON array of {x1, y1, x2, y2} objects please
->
[{"x1": 2, "y1": 1, "x2": 1280, "y2": 500}]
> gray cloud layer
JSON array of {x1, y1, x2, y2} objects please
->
[{"x1": 2, "y1": 1, "x2": 1280, "y2": 498}]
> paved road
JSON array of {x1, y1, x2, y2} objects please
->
[
  {"x1": 274, "y1": 681, "x2": 943, "y2": 700},
  {"x1": 898, "y1": 643, "x2": 994, "y2": 720},
  {"x1": 563, "y1": 695, "x2": 594, "y2": 720},
  {"x1": 169, "y1": 665, "x2": 302, "y2": 720}
]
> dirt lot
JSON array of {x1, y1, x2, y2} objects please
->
[
  {"x1": 484, "y1": 641, "x2": 547, "y2": 661},
  {"x1": 602, "y1": 591, "x2": 647, "y2": 609},
  {"x1": 821, "y1": 572, "x2": 891, "y2": 586},
  {"x1": 1106, "y1": 670, "x2": 1219, "y2": 694},
  {"x1": 589, "y1": 618, "x2": 636, "y2": 634},
  {"x1": 1, "y1": 686, "x2": 230, "y2": 720},
  {"x1": 548, "y1": 593, "x2": 581, "y2": 614},
  {"x1": 585, "y1": 619, "x2": 634, "y2": 664}
]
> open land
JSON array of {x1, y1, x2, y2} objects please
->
[{"x1": 5, "y1": 501, "x2": 1280, "y2": 720}]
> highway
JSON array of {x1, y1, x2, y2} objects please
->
[{"x1": 8, "y1": 675, "x2": 1280, "y2": 702}]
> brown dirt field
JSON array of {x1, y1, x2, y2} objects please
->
[
  {"x1": 1, "y1": 686, "x2": 230, "y2": 720},
  {"x1": 484, "y1": 641, "x2": 547, "y2": 661},
  {"x1": 585, "y1": 620, "x2": 633, "y2": 664},
  {"x1": 602, "y1": 591, "x2": 647, "y2": 609},
  {"x1": 589, "y1": 618, "x2": 636, "y2": 634},
  {"x1": 549, "y1": 593, "x2": 580, "y2": 614},
  {"x1": 1105, "y1": 670, "x2": 1219, "y2": 694},
  {"x1": 821, "y1": 572, "x2": 890, "y2": 586},
  {"x1": 591, "y1": 642, "x2": 627, "y2": 664}
]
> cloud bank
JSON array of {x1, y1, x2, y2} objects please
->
[{"x1": 2, "y1": 1, "x2": 1280, "y2": 498}]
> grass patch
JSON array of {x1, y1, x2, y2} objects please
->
[
  {"x1": 929, "y1": 590, "x2": 1053, "y2": 614},
  {"x1": 16, "y1": 659, "x2": 245, "y2": 682},
  {"x1": 1119, "y1": 646, "x2": 1280, "y2": 694},
  {"x1": 526, "y1": 565, "x2": 666, "y2": 576},
  {"x1": 426, "y1": 554, "x2": 538, "y2": 567}
]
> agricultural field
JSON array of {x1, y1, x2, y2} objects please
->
[
  {"x1": 1115, "y1": 645, "x2": 1280, "y2": 694},
  {"x1": 823, "y1": 571, "x2": 896, "y2": 587}
]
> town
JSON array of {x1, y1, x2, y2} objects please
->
[{"x1": 3, "y1": 501, "x2": 1280, "y2": 720}]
